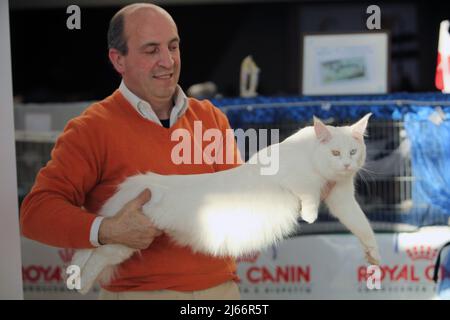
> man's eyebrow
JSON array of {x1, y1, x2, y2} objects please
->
[{"x1": 140, "y1": 37, "x2": 180, "y2": 50}]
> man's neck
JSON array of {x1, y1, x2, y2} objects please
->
[
  {"x1": 148, "y1": 98, "x2": 174, "y2": 120},
  {"x1": 133, "y1": 86, "x2": 173, "y2": 116}
]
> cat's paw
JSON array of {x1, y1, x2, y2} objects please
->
[
  {"x1": 301, "y1": 211, "x2": 318, "y2": 224},
  {"x1": 365, "y1": 246, "x2": 381, "y2": 265}
]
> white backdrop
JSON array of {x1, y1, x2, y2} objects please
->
[
  {"x1": 237, "y1": 227, "x2": 450, "y2": 299},
  {"x1": 0, "y1": 0, "x2": 24, "y2": 300}
]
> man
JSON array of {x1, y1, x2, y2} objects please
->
[{"x1": 20, "y1": 3, "x2": 241, "y2": 300}]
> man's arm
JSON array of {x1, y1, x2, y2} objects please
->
[
  {"x1": 20, "y1": 117, "x2": 105, "y2": 248},
  {"x1": 20, "y1": 115, "x2": 162, "y2": 250}
]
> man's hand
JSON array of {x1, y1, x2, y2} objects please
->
[{"x1": 98, "y1": 189, "x2": 162, "y2": 249}]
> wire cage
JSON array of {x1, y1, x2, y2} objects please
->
[
  {"x1": 221, "y1": 115, "x2": 416, "y2": 234},
  {"x1": 215, "y1": 98, "x2": 450, "y2": 234}
]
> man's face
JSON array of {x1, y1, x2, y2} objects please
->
[{"x1": 118, "y1": 9, "x2": 181, "y2": 103}]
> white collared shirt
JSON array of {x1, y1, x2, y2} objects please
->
[
  {"x1": 89, "y1": 81, "x2": 189, "y2": 247},
  {"x1": 119, "y1": 80, "x2": 188, "y2": 127}
]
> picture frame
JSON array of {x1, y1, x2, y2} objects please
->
[{"x1": 301, "y1": 31, "x2": 390, "y2": 96}]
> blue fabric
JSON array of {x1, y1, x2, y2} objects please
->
[
  {"x1": 210, "y1": 93, "x2": 450, "y2": 227},
  {"x1": 404, "y1": 108, "x2": 450, "y2": 220}
]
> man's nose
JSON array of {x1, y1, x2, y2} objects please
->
[{"x1": 158, "y1": 48, "x2": 174, "y2": 68}]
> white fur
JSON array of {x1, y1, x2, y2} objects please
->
[{"x1": 72, "y1": 114, "x2": 380, "y2": 294}]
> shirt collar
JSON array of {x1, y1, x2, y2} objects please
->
[{"x1": 119, "y1": 80, "x2": 188, "y2": 127}]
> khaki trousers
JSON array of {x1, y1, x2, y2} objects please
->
[{"x1": 98, "y1": 280, "x2": 240, "y2": 300}]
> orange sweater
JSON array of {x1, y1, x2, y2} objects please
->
[{"x1": 20, "y1": 90, "x2": 241, "y2": 291}]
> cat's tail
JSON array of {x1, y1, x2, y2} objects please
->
[{"x1": 71, "y1": 244, "x2": 135, "y2": 295}]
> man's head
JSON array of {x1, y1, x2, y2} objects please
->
[{"x1": 108, "y1": 3, "x2": 181, "y2": 108}]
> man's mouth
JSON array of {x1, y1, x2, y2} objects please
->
[{"x1": 153, "y1": 73, "x2": 173, "y2": 79}]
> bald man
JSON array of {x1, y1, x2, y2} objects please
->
[{"x1": 20, "y1": 3, "x2": 241, "y2": 300}]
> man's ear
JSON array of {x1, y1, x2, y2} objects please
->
[
  {"x1": 108, "y1": 48, "x2": 125, "y2": 75},
  {"x1": 351, "y1": 113, "x2": 372, "y2": 141},
  {"x1": 313, "y1": 116, "x2": 332, "y2": 143}
]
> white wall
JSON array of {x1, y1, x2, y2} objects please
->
[{"x1": 0, "y1": 0, "x2": 24, "y2": 300}]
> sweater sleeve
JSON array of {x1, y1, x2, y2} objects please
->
[{"x1": 20, "y1": 115, "x2": 104, "y2": 249}]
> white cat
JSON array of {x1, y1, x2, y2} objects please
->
[{"x1": 71, "y1": 114, "x2": 381, "y2": 294}]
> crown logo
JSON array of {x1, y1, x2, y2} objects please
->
[
  {"x1": 236, "y1": 252, "x2": 260, "y2": 264},
  {"x1": 58, "y1": 248, "x2": 75, "y2": 264},
  {"x1": 406, "y1": 245, "x2": 438, "y2": 261}
]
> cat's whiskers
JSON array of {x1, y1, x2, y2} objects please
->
[{"x1": 356, "y1": 166, "x2": 379, "y2": 198}]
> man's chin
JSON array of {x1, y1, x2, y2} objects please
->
[{"x1": 152, "y1": 84, "x2": 177, "y2": 95}]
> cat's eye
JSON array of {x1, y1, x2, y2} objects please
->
[
  {"x1": 331, "y1": 150, "x2": 340, "y2": 156},
  {"x1": 350, "y1": 149, "x2": 357, "y2": 156}
]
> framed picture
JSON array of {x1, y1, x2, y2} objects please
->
[{"x1": 301, "y1": 32, "x2": 390, "y2": 95}]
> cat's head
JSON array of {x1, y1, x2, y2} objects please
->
[{"x1": 312, "y1": 113, "x2": 371, "y2": 180}]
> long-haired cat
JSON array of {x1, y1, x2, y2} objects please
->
[{"x1": 71, "y1": 114, "x2": 380, "y2": 294}]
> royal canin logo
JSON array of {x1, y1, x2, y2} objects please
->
[
  {"x1": 405, "y1": 246, "x2": 438, "y2": 261},
  {"x1": 22, "y1": 248, "x2": 75, "y2": 284},
  {"x1": 246, "y1": 265, "x2": 311, "y2": 284},
  {"x1": 22, "y1": 265, "x2": 63, "y2": 284},
  {"x1": 237, "y1": 248, "x2": 311, "y2": 284},
  {"x1": 358, "y1": 245, "x2": 449, "y2": 283}
]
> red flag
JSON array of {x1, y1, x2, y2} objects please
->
[{"x1": 436, "y1": 20, "x2": 450, "y2": 93}]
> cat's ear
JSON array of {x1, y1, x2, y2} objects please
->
[
  {"x1": 313, "y1": 116, "x2": 332, "y2": 143},
  {"x1": 351, "y1": 113, "x2": 372, "y2": 141}
]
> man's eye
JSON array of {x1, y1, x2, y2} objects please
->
[
  {"x1": 144, "y1": 48, "x2": 158, "y2": 54},
  {"x1": 332, "y1": 150, "x2": 340, "y2": 156},
  {"x1": 350, "y1": 149, "x2": 357, "y2": 155},
  {"x1": 169, "y1": 46, "x2": 178, "y2": 51}
]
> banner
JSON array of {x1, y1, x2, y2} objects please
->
[
  {"x1": 21, "y1": 226, "x2": 450, "y2": 300},
  {"x1": 237, "y1": 227, "x2": 450, "y2": 299}
]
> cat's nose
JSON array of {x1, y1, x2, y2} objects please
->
[{"x1": 344, "y1": 164, "x2": 351, "y2": 169}]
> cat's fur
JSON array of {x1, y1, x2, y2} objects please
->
[{"x1": 71, "y1": 114, "x2": 380, "y2": 294}]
